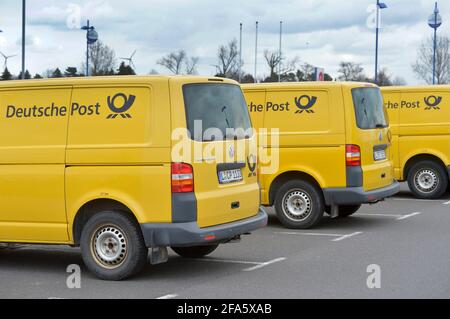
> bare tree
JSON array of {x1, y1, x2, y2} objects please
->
[
  {"x1": 158, "y1": 50, "x2": 186, "y2": 74},
  {"x1": 83, "y1": 40, "x2": 116, "y2": 76},
  {"x1": 412, "y1": 35, "x2": 450, "y2": 84},
  {"x1": 392, "y1": 76, "x2": 407, "y2": 86},
  {"x1": 215, "y1": 39, "x2": 240, "y2": 79},
  {"x1": 157, "y1": 50, "x2": 198, "y2": 75},
  {"x1": 185, "y1": 57, "x2": 199, "y2": 75},
  {"x1": 376, "y1": 68, "x2": 393, "y2": 86},
  {"x1": 264, "y1": 50, "x2": 282, "y2": 79},
  {"x1": 337, "y1": 62, "x2": 366, "y2": 81}
]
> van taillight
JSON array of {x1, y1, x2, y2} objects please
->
[
  {"x1": 171, "y1": 163, "x2": 194, "y2": 193},
  {"x1": 346, "y1": 145, "x2": 361, "y2": 167}
]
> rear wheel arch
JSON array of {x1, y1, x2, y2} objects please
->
[
  {"x1": 268, "y1": 170, "x2": 324, "y2": 206},
  {"x1": 72, "y1": 199, "x2": 140, "y2": 246},
  {"x1": 404, "y1": 154, "x2": 447, "y2": 180}
]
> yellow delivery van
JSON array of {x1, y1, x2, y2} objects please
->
[
  {"x1": 0, "y1": 76, "x2": 267, "y2": 280},
  {"x1": 382, "y1": 85, "x2": 450, "y2": 199},
  {"x1": 242, "y1": 82, "x2": 399, "y2": 229}
]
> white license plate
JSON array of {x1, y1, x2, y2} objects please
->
[
  {"x1": 218, "y1": 169, "x2": 243, "y2": 184},
  {"x1": 374, "y1": 149, "x2": 386, "y2": 161}
]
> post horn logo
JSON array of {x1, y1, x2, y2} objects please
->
[
  {"x1": 424, "y1": 95, "x2": 442, "y2": 110},
  {"x1": 295, "y1": 95, "x2": 317, "y2": 114},
  {"x1": 247, "y1": 154, "x2": 257, "y2": 177},
  {"x1": 107, "y1": 93, "x2": 136, "y2": 119}
]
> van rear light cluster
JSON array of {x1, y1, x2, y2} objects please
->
[
  {"x1": 346, "y1": 144, "x2": 361, "y2": 167},
  {"x1": 171, "y1": 163, "x2": 194, "y2": 193}
]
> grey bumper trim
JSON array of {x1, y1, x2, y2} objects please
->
[
  {"x1": 323, "y1": 181, "x2": 400, "y2": 205},
  {"x1": 140, "y1": 208, "x2": 268, "y2": 248}
]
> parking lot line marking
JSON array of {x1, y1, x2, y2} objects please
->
[
  {"x1": 332, "y1": 232, "x2": 363, "y2": 242},
  {"x1": 193, "y1": 258, "x2": 261, "y2": 265},
  {"x1": 275, "y1": 231, "x2": 343, "y2": 237},
  {"x1": 444, "y1": 201, "x2": 450, "y2": 205},
  {"x1": 397, "y1": 212, "x2": 421, "y2": 220},
  {"x1": 242, "y1": 257, "x2": 287, "y2": 272},
  {"x1": 157, "y1": 294, "x2": 178, "y2": 299},
  {"x1": 391, "y1": 198, "x2": 435, "y2": 202},
  {"x1": 355, "y1": 213, "x2": 403, "y2": 218}
]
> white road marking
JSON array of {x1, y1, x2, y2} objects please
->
[
  {"x1": 391, "y1": 198, "x2": 434, "y2": 202},
  {"x1": 190, "y1": 257, "x2": 287, "y2": 272},
  {"x1": 275, "y1": 231, "x2": 362, "y2": 242},
  {"x1": 192, "y1": 258, "x2": 261, "y2": 265},
  {"x1": 332, "y1": 232, "x2": 363, "y2": 242},
  {"x1": 356, "y1": 213, "x2": 403, "y2": 218},
  {"x1": 242, "y1": 257, "x2": 287, "y2": 272},
  {"x1": 157, "y1": 294, "x2": 178, "y2": 299},
  {"x1": 444, "y1": 201, "x2": 450, "y2": 205},
  {"x1": 275, "y1": 231, "x2": 343, "y2": 237},
  {"x1": 396, "y1": 212, "x2": 421, "y2": 220}
]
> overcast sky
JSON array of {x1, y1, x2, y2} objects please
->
[{"x1": 0, "y1": 0, "x2": 449, "y2": 83}]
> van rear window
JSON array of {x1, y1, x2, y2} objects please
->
[
  {"x1": 183, "y1": 84, "x2": 253, "y2": 141},
  {"x1": 352, "y1": 87, "x2": 388, "y2": 130}
]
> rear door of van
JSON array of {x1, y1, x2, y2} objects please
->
[
  {"x1": 344, "y1": 85, "x2": 394, "y2": 191},
  {"x1": 170, "y1": 78, "x2": 260, "y2": 228}
]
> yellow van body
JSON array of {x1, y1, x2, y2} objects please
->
[
  {"x1": 242, "y1": 82, "x2": 399, "y2": 228},
  {"x1": 0, "y1": 76, "x2": 266, "y2": 280},
  {"x1": 382, "y1": 85, "x2": 450, "y2": 198}
]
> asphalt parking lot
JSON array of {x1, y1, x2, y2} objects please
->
[{"x1": 1, "y1": 183, "x2": 450, "y2": 299}]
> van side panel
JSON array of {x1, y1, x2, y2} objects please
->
[
  {"x1": 250, "y1": 86, "x2": 346, "y2": 205},
  {"x1": 65, "y1": 81, "x2": 172, "y2": 238},
  {"x1": 0, "y1": 87, "x2": 70, "y2": 243},
  {"x1": 383, "y1": 88, "x2": 450, "y2": 180}
]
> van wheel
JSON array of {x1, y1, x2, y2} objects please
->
[
  {"x1": 172, "y1": 245, "x2": 219, "y2": 258},
  {"x1": 274, "y1": 180, "x2": 324, "y2": 229},
  {"x1": 325, "y1": 205, "x2": 362, "y2": 217},
  {"x1": 407, "y1": 161, "x2": 448, "y2": 199},
  {"x1": 80, "y1": 211, "x2": 148, "y2": 281}
]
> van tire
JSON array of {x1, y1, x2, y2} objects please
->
[
  {"x1": 407, "y1": 161, "x2": 448, "y2": 199},
  {"x1": 274, "y1": 180, "x2": 324, "y2": 229},
  {"x1": 80, "y1": 211, "x2": 148, "y2": 281},
  {"x1": 171, "y1": 245, "x2": 219, "y2": 258}
]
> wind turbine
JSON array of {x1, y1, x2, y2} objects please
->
[
  {"x1": 0, "y1": 51, "x2": 17, "y2": 70},
  {"x1": 120, "y1": 50, "x2": 137, "y2": 70}
]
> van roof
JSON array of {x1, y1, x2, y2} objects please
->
[
  {"x1": 381, "y1": 85, "x2": 450, "y2": 92},
  {"x1": 0, "y1": 75, "x2": 236, "y2": 88},
  {"x1": 241, "y1": 81, "x2": 378, "y2": 90}
]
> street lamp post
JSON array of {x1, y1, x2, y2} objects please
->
[
  {"x1": 81, "y1": 20, "x2": 98, "y2": 76},
  {"x1": 375, "y1": 0, "x2": 387, "y2": 84},
  {"x1": 21, "y1": 0, "x2": 26, "y2": 80},
  {"x1": 428, "y1": 2, "x2": 442, "y2": 85}
]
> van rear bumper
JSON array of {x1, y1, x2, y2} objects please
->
[
  {"x1": 323, "y1": 181, "x2": 400, "y2": 205},
  {"x1": 140, "y1": 208, "x2": 268, "y2": 248}
]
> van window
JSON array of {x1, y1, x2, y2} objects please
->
[
  {"x1": 183, "y1": 84, "x2": 252, "y2": 141},
  {"x1": 352, "y1": 87, "x2": 388, "y2": 129}
]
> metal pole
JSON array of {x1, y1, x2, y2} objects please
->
[
  {"x1": 21, "y1": 0, "x2": 26, "y2": 79},
  {"x1": 433, "y1": 3, "x2": 437, "y2": 85},
  {"x1": 239, "y1": 23, "x2": 242, "y2": 83},
  {"x1": 254, "y1": 21, "x2": 258, "y2": 83},
  {"x1": 278, "y1": 21, "x2": 282, "y2": 82},
  {"x1": 86, "y1": 20, "x2": 89, "y2": 76},
  {"x1": 375, "y1": 1, "x2": 379, "y2": 83}
]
